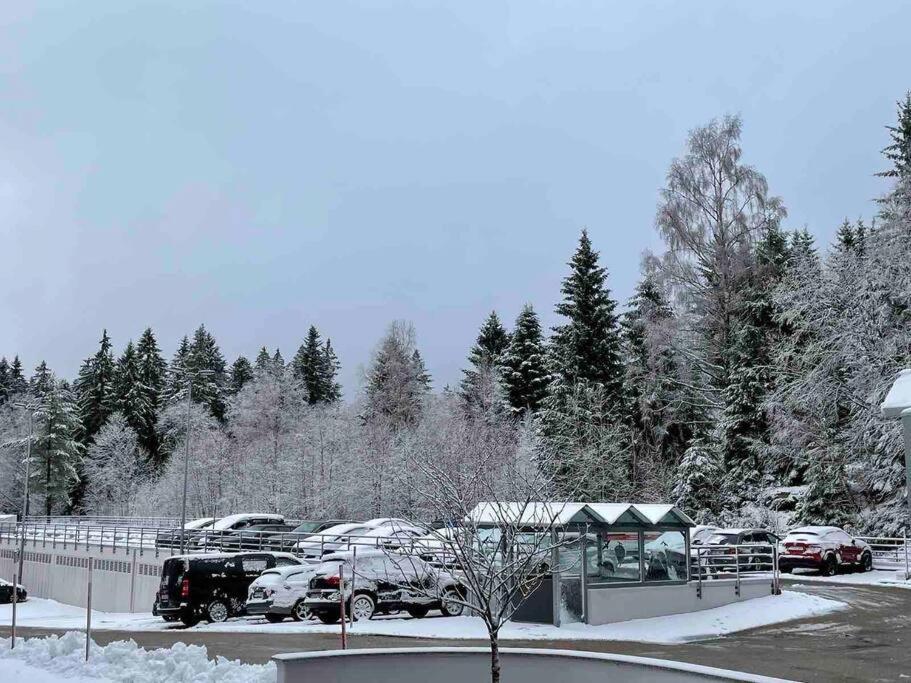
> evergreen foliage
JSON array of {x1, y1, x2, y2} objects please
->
[
  {"x1": 460, "y1": 311, "x2": 510, "y2": 417},
  {"x1": 500, "y1": 305, "x2": 548, "y2": 415},
  {"x1": 229, "y1": 356, "x2": 254, "y2": 393},
  {"x1": 877, "y1": 91, "x2": 911, "y2": 179},
  {"x1": 74, "y1": 330, "x2": 117, "y2": 443},
  {"x1": 33, "y1": 378, "x2": 83, "y2": 515}
]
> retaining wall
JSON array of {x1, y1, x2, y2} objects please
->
[
  {"x1": 273, "y1": 648, "x2": 794, "y2": 683},
  {"x1": 0, "y1": 538, "x2": 164, "y2": 613},
  {"x1": 586, "y1": 577, "x2": 773, "y2": 625}
]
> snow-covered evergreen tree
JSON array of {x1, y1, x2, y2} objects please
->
[
  {"x1": 500, "y1": 305, "x2": 548, "y2": 415},
  {"x1": 30, "y1": 361, "x2": 54, "y2": 398},
  {"x1": 135, "y1": 328, "x2": 166, "y2": 459},
  {"x1": 8, "y1": 356, "x2": 28, "y2": 396},
  {"x1": 364, "y1": 321, "x2": 430, "y2": 428},
  {"x1": 229, "y1": 356, "x2": 254, "y2": 393},
  {"x1": 114, "y1": 341, "x2": 152, "y2": 445},
  {"x1": 321, "y1": 339, "x2": 343, "y2": 403},
  {"x1": 0, "y1": 357, "x2": 10, "y2": 405},
  {"x1": 33, "y1": 378, "x2": 83, "y2": 515},
  {"x1": 292, "y1": 326, "x2": 340, "y2": 404},
  {"x1": 74, "y1": 330, "x2": 116, "y2": 444},
  {"x1": 460, "y1": 311, "x2": 510, "y2": 417},
  {"x1": 877, "y1": 91, "x2": 911, "y2": 180},
  {"x1": 673, "y1": 439, "x2": 724, "y2": 521}
]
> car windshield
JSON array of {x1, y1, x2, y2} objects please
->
[
  {"x1": 706, "y1": 534, "x2": 739, "y2": 545},
  {"x1": 692, "y1": 528, "x2": 718, "y2": 544}
]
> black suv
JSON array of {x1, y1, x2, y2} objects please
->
[
  {"x1": 153, "y1": 551, "x2": 302, "y2": 625},
  {"x1": 304, "y1": 550, "x2": 465, "y2": 624}
]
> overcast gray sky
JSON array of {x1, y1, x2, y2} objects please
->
[{"x1": 1, "y1": 1, "x2": 909, "y2": 396}]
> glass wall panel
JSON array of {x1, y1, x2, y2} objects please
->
[
  {"x1": 643, "y1": 530, "x2": 687, "y2": 582},
  {"x1": 593, "y1": 532, "x2": 641, "y2": 582}
]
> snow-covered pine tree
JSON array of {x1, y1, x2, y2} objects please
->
[
  {"x1": 0, "y1": 357, "x2": 10, "y2": 405},
  {"x1": 718, "y1": 225, "x2": 790, "y2": 503},
  {"x1": 460, "y1": 311, "x2": 510, "y2": 417},
  {"x1": 33, "y1": 378, "x2": 83, "y2": 515},
  {"x1": 320, "y1": 339, "x2": 342, "y2": 403},
  {"x1": 620, "y1": 272, "x2": 688, "y2": 496},
  {"x1": 8, "y1": 356, "x2": 28, "y2": 396},
  {"x1": 229, "y1": 356, "x2": 254, "y2": 393},
  {"x1": 272, "y1": 349, "x2": 285, "y2": 375},
  {"x1": 255, "y1": 347, "x2": 273, "y2": 375},
  {"x1": 538, "y1": 230, "x2": 627, "y2": 496},
  {"x1": 548, "y1": 230, "x2": 624, "y2": 395},
  {"x1": 30, "y1": 361, "x2": 54, "y2": 398},
  {"x1": 135, "y1": 328, "x2": 166, "y2": 459},
  {"x1": 186, "y1": 325, "x2": 228, "y2": 420},
  {"x1": 877, "y1": 91, "x2": 911, "y2": 180},
  {"x1": 114, "y1": 341, "x2": 152, "y2": 445},
  {"x1": 161, "y1": 335, "x2": 191, "y2": 404},
  {"x1": 364, "y1": 321, "x2": 430, "y2": 428},
  {"x1": 292, "y1": 326, "x2": 338, "y2": 404},
  {"x1": 500, "y1": 304, "x2": 548, "y2": 416},
  {"x1": 74, "y1": 330, "x2": 117, "y2": 444},
  {"x1": 673, "y1": 439, "x2": 724, "y2": 521}
]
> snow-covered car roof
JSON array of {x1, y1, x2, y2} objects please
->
[
  {"x1": 182, "y1": 517, "x2": 215, "y2": 530},
  {"x1": 360, "y1": 524, "x2": 425, "y2": 538},
  {"x1": 363, "y1": 517, "x2": 414, "y2": 528},
  {"x1": 293, "y1": 523, "x2": 372, "y2": 547},
  {"x1": 321, "y1": 548, "x2": 389, "y2": 562},
  {"x1": 254, "y1": 564, "x2": 314, "y2": 579},
  {"x1": 787, "y1": 526, "x2": 843, "y2": 535},
  {"x1": 211, "y1": 513, "x2": 285, "y2": 530},
  {"x1": 167, "y1": 551, "x2": 302, "y2": 562}
]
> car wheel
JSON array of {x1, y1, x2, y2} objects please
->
[
  {"x1": 407, "y1": 605, "x2": 429, "y2": 619},
  {"x1": 264, "y1": 613, "x2": 285, "y2": 624},
  {"x1": 821, "y1": 555, "x2": 837, "y2": 577},
  {"x1": 180, "y1": 612, "x2": 200, "y2": 627},
  {"x1": 779, "y1": 565, "x2": 793, "y2": 574},
  {"x1": 292, "y1": 600, "x2": 310, "y2": 622},
  {"x1": 205, "y1": 600, "x2": 230, "y2": 623},
  {"x1": 317, "y1": 609, "x2": 340, "y2": 624},
  {"x1": 351, "y1": 594, "x2": 375, "y2": 621},
  {"x1": 859, "y1": 552, "x2": 873, "y2": 573},
  {"x1": 440, "y1": 590, "x2": 464, "y2": 617}
]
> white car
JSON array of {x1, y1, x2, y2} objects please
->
[
  {"x1": 293, "y1": 523, "x2": 374, "y2": 559},
  {"x1": 351, "y1": 524, "x2": 427, "y2": 550},
  {"x1": 193, "y1": 513, "x2": 286, "y2": 549},
  {"x1": 268, "y1": 563, "x2": 321, "y2": 622},
  {"x1": 363, "y1": 518, "x2": 415, "y2": 529},
  {"x1": 246, "y1": 564, "x2": 317, "y2": 622}
]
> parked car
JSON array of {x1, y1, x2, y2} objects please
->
[
  {"x1": 351, "y1": 524, "x2": 428, "y2": 550},
  {"x1": 779, "y1": 526, "x2": 872, "y2": 576},
  {"x1": 153, "y1": 551, "x2": 302, "y2": 625},
  {"x1": 293, "y1": 522, "x2": 374, "y2": 559},
  {"x1": 192, "y1": 513, "x2": 287, "y2": 550},
  {"x1": 363, "y1": 517, "x2": 414, "y2": 528},
  {"x1": 215, "y1": 523, "x2": 297, "y2": 551},
  {"x1": 246, "y1": 564, "x2": 317, "y2": 622},
  {"x1": 0, "y1": 578, "x2": 26, "y2": 604},
  {"x1": 259, "y1": 520, "x2": 354, "y2": 552},
  {"x1": 694, "y1": 528, "x2": 779, "y2": 573},
  {"x1": 690, "y1": 525, "x2": 723, "y2": 546},
  {"x1": 267, "y1": 563, "x2": 322, "y2": 622},
  {"x1": 155, "y1": 517, "x2": 215, "y2": 549},
  {"x1": 643, "y1": 531, "x2": 688, "y2": 580},
  {"x1": 304, "y1": 550, "x2": 466, "y2": 623}
]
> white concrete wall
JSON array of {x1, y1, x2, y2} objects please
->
[
  {"x1": 0, "y1": 537, "x2": 164, "y2": 613},
  {"x1": 274, "y1": 648, "x2": 793, "y2": 683},
  {"x1": 586, "y1": 577, "x2": 773, "y2": 625}
]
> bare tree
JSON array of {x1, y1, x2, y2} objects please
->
[{"x1": 398, "y1": 438, "x2": 574, "y2": 683}]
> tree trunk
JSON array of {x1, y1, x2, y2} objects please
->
[{"x1": 490, "y1": 634, "x2": 501, "y2": 683}]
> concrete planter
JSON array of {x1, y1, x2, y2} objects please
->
[{"x1": 273, "y1": 647, "x2": 794, "y2": 683}]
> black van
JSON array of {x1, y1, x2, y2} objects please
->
[{"x1": 153, "y1": 552, "x2": 302, "y2": 625}]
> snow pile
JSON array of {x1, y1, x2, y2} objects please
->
[{"x1": 0, "y1": 632, "x2": 275, "y2": 683}]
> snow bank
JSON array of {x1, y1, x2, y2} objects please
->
[
  {"x1": 0, "y1": 632, "x2": 275, "y2": 683},
  {"x1": 786, "y1": 568, "x2": 911, "y2": 589}
]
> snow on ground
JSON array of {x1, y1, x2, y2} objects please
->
[
  {"x1": 0, "y1": 631, "x2": 274, "y2": 682},
  {"x1": 785, "y1": 568, "x2": 911, "y2": 589},
  {"x1": 2, "y1": 591, "x2": 844, "y2": 645}
]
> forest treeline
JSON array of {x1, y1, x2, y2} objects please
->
[{"x1": 2, "y1": 93, "x2": 910, "y2": 532}]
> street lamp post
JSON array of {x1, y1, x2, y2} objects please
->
[
  {"x1": 12, "y1": 402, "x2": 36, "y2": 591},
  {"x1": 177, "y1": 368, "x2": 213, "y2": 554}
]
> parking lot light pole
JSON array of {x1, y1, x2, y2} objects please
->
[
  {"x1": 178, "y1": 368, "x2": 213, "y2": 554},
  {"x1": 12, "y1": 401, "x2": 37, "y2": 591}
]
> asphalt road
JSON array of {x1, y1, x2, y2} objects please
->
[{"x1": 3, "y1": 581, "x2": 909, "y2": 682}]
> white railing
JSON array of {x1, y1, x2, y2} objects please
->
[
  {"x1": 691, "y1": 544, "x2": 780, "y2": 599},
  {"x1": 855, "y1": 535, "x2": 910, "y2": 576}
]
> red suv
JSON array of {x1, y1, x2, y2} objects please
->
[{"x1": 779, "y1": 526, "x2": 872, "y2": 576}]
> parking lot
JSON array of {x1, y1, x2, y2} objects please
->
[{"x1": 3, "y1": 580, "x2": 909, "y2": 682}]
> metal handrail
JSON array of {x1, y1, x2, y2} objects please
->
[{"x1": 692, "y1": 543, "x2": 780, "y2": 599}]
